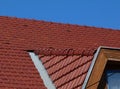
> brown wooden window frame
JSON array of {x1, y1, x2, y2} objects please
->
[{"x1": 85, "y1": 47, "x2": 120, "y2": 89}]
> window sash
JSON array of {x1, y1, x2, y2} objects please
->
[{"x1": 106, "y1": 70, "x2": 120, "y2": 89}]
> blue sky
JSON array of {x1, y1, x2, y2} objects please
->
[{"x1": 0, "y1": 0, "x2": 120, "y2": 29}]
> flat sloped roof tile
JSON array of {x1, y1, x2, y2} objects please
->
[
  {"x1": 39, "y1": 55, "x2": 93, "y2": 89},
  {"x1": 0, "y1": 49, "x2": 46, "y2": 89}
]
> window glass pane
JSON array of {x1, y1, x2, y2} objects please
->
[{"x1": 107, "y1": 70, "x2": 120, "y2": 89}]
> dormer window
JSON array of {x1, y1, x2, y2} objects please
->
[{"x1": 84, "y1": 47, "x2": 120, "y2": 89}]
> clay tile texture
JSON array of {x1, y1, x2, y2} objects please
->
[
  {"x1": 0, "y1": 48, "x2": 46, "y2": 89},
  {"x1": 39, "y1": 54, "x2": 93, "y2": 89},
  {"x1": 0, "y1": 16, "x2": 120, "y2": 89}
]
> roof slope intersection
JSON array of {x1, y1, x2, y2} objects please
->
[{"x1": 0, "y1": 16, "x2": 120, "y2": 89}]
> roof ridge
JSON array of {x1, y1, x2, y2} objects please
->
[
  {"x1": 0, "y1": 16, "x2": 119, "y2": 30},
  {"x1": 34, "y1": 47, "x2": 97, "y2": 56}
]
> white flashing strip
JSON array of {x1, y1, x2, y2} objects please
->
[
  {"x1": 99, "y1": 46, "x2": 120, "y2": 50},
  {"x1": 29, "y1": 52, "x2": 56, "y2": 89},
  {"x1": 82, "y1": 46, "x2": 101, "y2": 89}
]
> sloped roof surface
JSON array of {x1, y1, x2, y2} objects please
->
[
  {"x1": 0, "y1": 48, "x2": 46, "y2": 89},
  {"x1": 0, "y1": 16, "x2": 120, "y2": 51},
  {"x1": 39, "y1": 54, "x2": 93, "y2": 89},
  {"x1": 0, "y1": 16, "x2": 120, "y2": 89}
]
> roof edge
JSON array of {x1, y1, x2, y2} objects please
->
[{"x1": 0, "y1": 16, "x2": 120, "y2": 30}]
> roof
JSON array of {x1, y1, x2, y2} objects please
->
[
  {"x1": 0, "y1": 16, "x2": 120, "y2": 89},
  {"x1": 0, "y1": 16, "x2": 120, "y2": 50},
  {"x1": 0, "y1": 48, "x2": 46, "y2": 89},
  {"x1": 39, "y1": 54, "x2": 93, "y2": 89}
]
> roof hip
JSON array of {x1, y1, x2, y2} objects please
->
[{"x1": 34, "y1": 48, "x2": 96, "y2": 56}]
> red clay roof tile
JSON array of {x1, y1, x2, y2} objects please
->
[
  {"x1": 39, "y1": 55, "x2": 93, "y2": 89},
  {"x1": 0, "y1": 16, "x2": 120, "y2": 52},
  {"x1": 0, "y1": 49, "x2": 46, "y2": 89},
  {"x1": 0, "y1": 16, "x2": 120, "y2": 89}
]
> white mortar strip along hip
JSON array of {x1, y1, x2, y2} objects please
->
[{"x1": 29, "y1": 52, "x2": 56, "y2": 89}]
